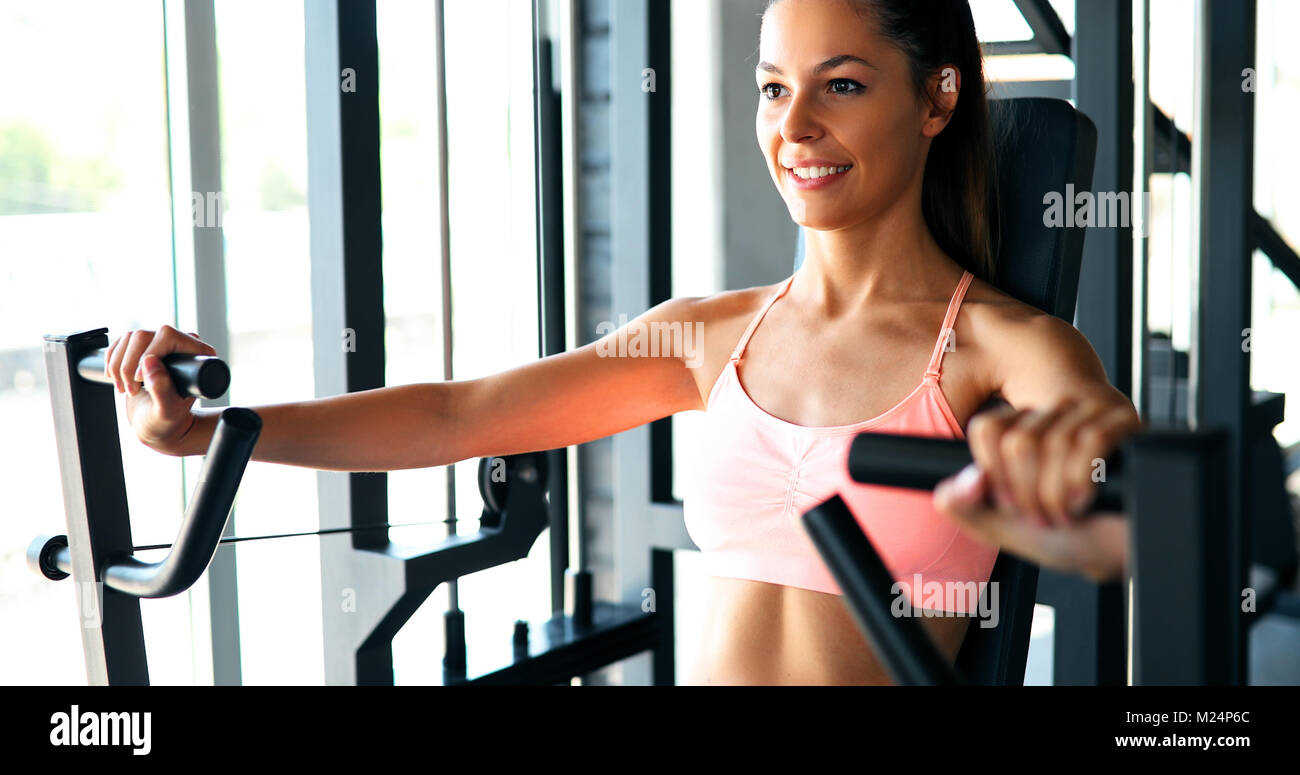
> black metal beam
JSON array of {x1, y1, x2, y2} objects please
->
[
  {"x1": 1073, "y1": 0, "x2": 1134, "y2": 395},
  {"x1": 647, "y1": 0, "x2": 675, "y2": 504},
  {"x1": 1130, "y1": 429, "x2": 1234, "y2": 683},
  {"x1": 533, "y1": 2, "x2": 570, "y2": 617},
  {"x1": 1153, "y1": 107, "x2": 1193, "y2": 175},
  {"x1": 1254, "y1": 211, "x2": 1300, "y2": 290},
  {"x1": 1194, "y1": 0, "x2": 1256, "y2": 684},
  {"x1": 1045, "y1": 0, "x2": 1133, "y2": 687},
  {"x1": 651, "y1": 547, "x2": 675, "y2": 685},
  {"x1": 1013, "y1": 0, "x2": 1072, "y2": 56},
  {"x1": 305, "y1": 0, "x2": 389, "y2": 684}
]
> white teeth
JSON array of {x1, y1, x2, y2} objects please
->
[{"x1": 790, "y1": 165, "x2": 851, "y2": 180}]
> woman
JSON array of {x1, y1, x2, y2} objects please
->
[{"x1": 107, "y1": 0, "x2": 1140, "y2": 685}]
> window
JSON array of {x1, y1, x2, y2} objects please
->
[
  {"x1": 0, "y1": 0, "x2": 183, "y2": 684},
  {"x1": 377, "y1": 0, "x2": 547, "y2": 683}
]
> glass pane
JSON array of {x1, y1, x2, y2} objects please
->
[
  {"x1": 1150, "y1": 0, "x2": 1196, "y2": 135},
  {"x1": 669, "y1": 0, "x2": 722, "y2": 506},
  {"x1": 213, "y1": 0, "x2": 322, "y2": 684},
  {"x1": 378, "y1": 0, "x2": 447, "y2": 552},
  {"x1": 1252, "y1": 0, "x2": 1300, "y2": 450},
  {"x1": 378, "y1": 0, "x2": 548, "y2": 682},
  {"x1": 0, "y1": 0, "x2": 182, "y2": 684},
  {"x1": 970, "y1": 0, "x2": 1034, "y2": 42},
  {"x1": 1255, "y1": 0, "x2": 1300, "y2": 248}
]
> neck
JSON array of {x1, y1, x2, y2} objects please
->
[{"x1": 797, "y1": 197, "x2": 961, "y2": 318}]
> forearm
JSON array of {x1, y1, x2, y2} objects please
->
[{"x1": 169, "y1": 383, "x2": 460, "y2": 472}]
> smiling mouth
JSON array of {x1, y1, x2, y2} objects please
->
[{"x1": 786, "y1": 164, "x2": 853, "y2": 181}]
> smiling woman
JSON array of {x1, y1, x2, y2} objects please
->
[
  {"x1": 755, "y1": 0, "x2": 997, "y2": 282},
  {"x1": 98, "y1": 0, "x2": 1139, "y2": 689},
  {"x1": 670, "y1": 0, "x2": 1138, "y2": 684}
]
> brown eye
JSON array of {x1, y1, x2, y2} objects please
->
[{"x1": 758, "y1": 83, "x2": 787, "y2": 100}]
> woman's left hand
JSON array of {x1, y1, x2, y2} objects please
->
[{"x1": 932, "y1": 397, "x2": 1142, "y2": 581}]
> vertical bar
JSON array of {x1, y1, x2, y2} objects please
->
[
  {"x1": 1128, "y1": 0, "x2": 1152, "y2": 685},
  {"x1": 1035, "y1": 570, "x2": 1126, "y2": 685},
  {"x1": 610, "y1": 0, "x2": 656, "y2": 685},
  {"x1": 1132, "y1": 0, "x2": 1152, "y2": 424},
  {"x1": 557, "y1": 0, "x2": 586, "y2": 588},
  {"x1": 1041, "y1": 0, "x2": 1134, "y2": 686},
  {"x1": 1189, "y1": 0, "x2": 1254, "y2": 685},
  {"x1": 646, "y1": 0, "x2": 673, "y2": 505},
  {"x1": 534, "y1": 0, "x2": 571, "y2": 616},
  {"x1": 430, "y1": 0, "x2": 458, "y2": 619},
  {"x1": 1130, "y1": 430, "x2": 1232, "y2": 683},
  {"x1": 651, "y1": 547, "x2": 675, "y2": 685},
  {"x1": 44, "y1": 331, "x2": 149, "y2": 686},
  {"x1": 1073, "y1": 0, "x2": 1134, "y2": 395},
  {"x1": 163, "y1": 0, "x2": 241, "y2": 688},
  {"x1": 305, "y1": 0, "x2": 389, "y2": 684}
]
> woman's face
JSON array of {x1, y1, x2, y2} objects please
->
[{"x1": 756, "y1": 0, "x2": 938, "y2": 231}]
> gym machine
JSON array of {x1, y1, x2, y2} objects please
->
[
  {"x1": 27, "y1": 328, "x2": 667, "y2": 685},
  {"x1": 801, "y1": 427, "x2": 1237, "y2": 686}
]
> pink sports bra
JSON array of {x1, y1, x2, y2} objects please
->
[{"x1": 681, "y1": 270, "x2": 998, "y2": 612}]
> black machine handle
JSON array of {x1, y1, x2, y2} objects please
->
[
  {"x1": 801, "y1": 495, "x2": 963, "y2": 686},
  {"x1": 76, "y1": 346, "x2": 230, "y2": 400},
  {"x1": 29, "y1": 407, "x2": 262, "y2": 598},
  {"x1": 801, "y1": 430, "x2": 1127, "y2": 686},
  {"x1": 847, "y1": 432, "x2": 1125, "y2": 511}
]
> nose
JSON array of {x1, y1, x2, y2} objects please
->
[{"x1": 779, "y1": 91, "x2": 823, "y2": 144}]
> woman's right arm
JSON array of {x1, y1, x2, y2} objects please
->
[{"x1": 112, "y1": 297, "x2": 708, "y2": 472}]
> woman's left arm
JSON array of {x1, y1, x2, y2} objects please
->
[{"x1": 934, "y1": 311, "x2": 1142, "y2": 581}]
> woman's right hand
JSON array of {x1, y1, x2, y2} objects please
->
[{"x1": 104, "y1": 324, "x2": 219, "y2": 455}]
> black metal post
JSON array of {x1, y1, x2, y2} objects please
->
[
  {"x1": 1041, "y1": 0, "x2": 1134, "y2": 687},
  {"x1": 1193, "y1": 0, "x2": 1255, "y2": 685},
  {"x1": 42, "y1": 329, "x2": 149, "y2": 686},
  {"x1": 1130, "y1": 429, "x2": 1233, "y2": 683}
]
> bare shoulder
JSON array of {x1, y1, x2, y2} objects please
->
[
  {"x1": 650, "y1": 280, "x2": 785, "y2": 340},
  {"x1": 960, "y1": 274, "x2": 1119, "y2": 408},
  {"x1": 645, "y1": 280, "x2": 786, "y2": 407}
]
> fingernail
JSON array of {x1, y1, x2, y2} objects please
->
[
  {"x1": 995, "y1": 486, "x2": 1014, "y2": 509},
  {"x1": 1068, "y1": 488, "x2": 1091, "y2": 515},
  {"x1": 953, "y1": 463, "x2": 981, "y2": 493}
]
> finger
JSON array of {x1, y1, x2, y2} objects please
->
[
  {"x1": 177, "y1": 328, "x2": 217, "y2": 356},
  {"x1": 1070, "y1": 513, "x2": 1130, "y2": 581},
  {"x1": 966, "y1": 404, "x2": 1019, "y2": 512},
  {"x1": 105, "y1": 333, "x2": 127, "y2": 392},
  {"x1": 1063, "y1": 404, "x2": 1142, "y2": 518},
  {"x1": 108, "y1": 330, "x2": 137, "y2": 394},
  {"x1": 140, "y1": 351, "x2": 191, "y2": 419},
  {"x1": 934, "y1": 463, "x2": 1002, "y2": 541},
  {"x1": 1040, "y1": 399, "x2": 1117, "y2": 523},
  {"x1": 119, "y1": 330, "x2": 154, "y2": 396},
  {"x1": 136, "y1": 325, "x2": 189, "y2": 385},
  {"x1": 1001, "y1": 402, "x2": 1077, "y2": 526}
]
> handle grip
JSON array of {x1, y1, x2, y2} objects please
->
[
  {"x1": 847, "y1": 432, "x2": 1125, "y2": 512},
  {"x1": 77, "y1": 347, "x2": 230, "y2": 400}
]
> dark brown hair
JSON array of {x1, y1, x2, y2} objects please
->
[{"x1": 764, "y1": 0, "x2": 1000, "y2": 282}]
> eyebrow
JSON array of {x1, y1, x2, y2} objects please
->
[{"x1": 756, "y1": 54, "x2": 877, "y2": 76}]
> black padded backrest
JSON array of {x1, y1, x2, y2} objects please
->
[
  {"x1": 795, "y1": 98, "x2": 1098, "y2": 685},
  {"x1": 953, "y1": 98, "x2": 1096, "y2": 686}
]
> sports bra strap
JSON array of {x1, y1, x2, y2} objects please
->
[
  {"x1": 924, "y1": 270, "x2": 974, "y2": 380},
  {"x1": 730, "y1": 275, "x2": 796, "y2": 363}
]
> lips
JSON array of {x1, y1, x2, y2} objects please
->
[{"x1": 784, "y1": 163, "x2": 853, "y2": 190}]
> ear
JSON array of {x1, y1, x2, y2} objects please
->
[{"x1": 921, "y1": 64, "x2": 961, "y2": 138}]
